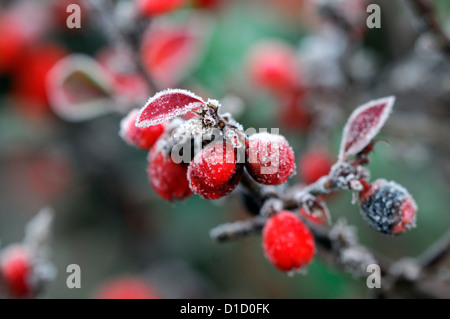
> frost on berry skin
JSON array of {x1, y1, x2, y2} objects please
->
[
  {"x1": 263, "y1": 211, "x2": 315, "y2": 273},
  {"x1": 359, "y1": 179, "x2": 418, "y2": 236},
  {"x1": 148, "y1": 143, "x2": 192, "y2": 202},
  {"x1": 120, "y1": 109, "x2": 165, "y2": 150},
  {"x1": 0, "y1": 246, "x2": 32, "y2": 298},
  {"x1": 136, "y1": 89, "x2": 205, "y2": 128},
  {"x1": 188, "y1": 142, "x2": 244, "y2": 200},
  {"x1": 299, "y1": 149, "x2": 333, "y2": 184},
  {"x1": 137, "y1": 0, "x2": 186, "y2": 16},
  {"x1": 339, "y1": 96, "x2": 395, "y2": 161},
  {"x1": 95, "y1": 276, "x2": 160, "y2": 299},
  {"x1": 246, "y1": 40, "x2": 300, "y2": 94},
  {"x1": 246, "y1": 132, "x2": 295, "y2": 185}
]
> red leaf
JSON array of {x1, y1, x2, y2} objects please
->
[
  {"x1": 47, "y1": 55, "x2": 116, "y2": 122},
  {"x1": 141, "y1": 16, "x2": 211, "y2": 87},
  {"x1": 136, "y1": 89, "x2": 205, "y2": 127},
  {"x1": 339, "y1": 96, "x2": 395, "y2": 161}
]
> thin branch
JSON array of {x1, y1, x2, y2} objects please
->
[
  {"x1": 210, "y1": 216, "x2": 266, "y2": 242},
  {"x1": 211, "y1": 158, "x2": 447, "y2": 298},
  {"x1": 87, "y1": 0, "x2": 159, "y2": 92},
  {"x1": 405, "y1": 0, "x2": 450, "y2": 55},
  {"x1": 418, "y1": 229, "x2": 450, "y2": 272}
]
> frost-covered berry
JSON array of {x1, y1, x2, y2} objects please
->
[
  {"x1": 148, "y1": 144, "x2": 192, "y2": 201},
  {"x1": 263, "y1": 211, "x2": 315, "y2": 273},
  {"x1": 359, "y1": 179, "x2": 417, "y2": 235},
  {"x1": 120, "y1": 109, "x2": 165, "y2": 150},
  {"x1": 246, "y1": 132, "x2": 295, "y2": 185},
  {"x1": 188, "y1": 142, "x2": 243, "y2": 200},
  {"x1": 95, "y1": 276, "x2": 160, "y2": 299},
  {"x1": 137, "y1": 0, "x2": 186, "y2": 16},
  {"x1": 247, "y1": 40, "x2": 300, "y2": 94},
  {"x1": 299, "y1": 149, "x2": 333, "y2": 184},
  {"x1": 0, "y1": 246, "x2": 32, "y2": 298}
]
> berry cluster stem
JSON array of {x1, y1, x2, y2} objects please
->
[{"x1": 406, "y1": 0, "x2": 450, "y2": 56}]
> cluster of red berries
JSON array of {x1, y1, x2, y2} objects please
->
[
  {"x1": 120, "y1": 111, "x2": 297, "y2": 201},
  {"x1": 119, "y1": 89, "x2": 322, "y2": 273},
  {"x1": 120, "y1": 90, "x2": 419, "y2": 274}
]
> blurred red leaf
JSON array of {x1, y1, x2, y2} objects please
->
[
  {"x1": 141, "y1": 17, "x2": 211, "y2": 87},
  {"x1": 47, "y1": 55, "x2": 116, "y2": 121}
]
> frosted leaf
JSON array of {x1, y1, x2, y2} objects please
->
[
  {"x1": 136, "y1": 89, "x2": 206, "y2": 127},
  {"x1": 46, "y1": 54, "x2": 116, "y2": 122},
  {"x1": 339, "y1": 96, "x2": 395, "y2": 161}
]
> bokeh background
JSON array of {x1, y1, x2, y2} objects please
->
[{"x1": 0, "y1": 0, "x2": 449, "y2": 298}]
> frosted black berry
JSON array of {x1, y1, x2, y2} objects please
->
[{"x1": 359, "y1": 179, "x2": 417, "y2": 235}]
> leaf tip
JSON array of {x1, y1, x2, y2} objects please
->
[
  {"x1": 135, "y1": 88, "x2": 205, "y2": 128},
  {"x1": 338, "y1": 95, "x2": 396, "y2": 161}
]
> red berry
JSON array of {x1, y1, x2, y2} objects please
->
[
  {"x1": 0, "y1": 16, "x2": 28, "y2": 74},
  {"x1": 0, "y1": 246, "x2": 32, "y2": 298},
  {"x1": 137, "y1": 0, "x2": 186, "y2": 16},
  {"x1": 120, "y1": 109, "x2": 165, "y2": 150},
  {"x1": 359, "y1": 179, "x2": 418, "y2": 235},
  {"x1": 246, "y1": 133, "x2": 295, "y2": 185},
  {"x1": 148, "y1": 144, "x2": 192, "y2": 201},
  {"x1": 263, "y1": 211, "x2": 315, "y2": 273},
  {"x1": 13, "y1": 44, "x2": 67, "y2": 115},
  {"x1": 188, "y1": 142, "x2": 243, "y2": 200},
  {"x1": 95, "y1": 277, "x2": 160, "y2": 299},
  {"x1": 299, "y1": 149, "x2": 333, "y2": 184},
  {"x1": 279, "y1": 91, "x2": 312, "y2": 132},
  {"x1": 247, "y1": 40, "x2": 300, "y2": 94}
]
